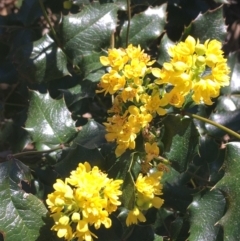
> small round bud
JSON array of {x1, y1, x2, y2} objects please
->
[
  {"x1": 71, "y1": 212, "x2": 80, "y2": 222},
  {"x1": 196, "y1": 56, "x2": 206, "y2": 66},
  {"x1": 195, "y1": 44, "x2": 206, "y2": 55}
]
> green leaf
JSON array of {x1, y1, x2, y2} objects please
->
[
  {"x1": 15, "y1": 34, "x2": 70, "y2": 83},
  {"x1": 54, "y1": 145, "x2": 104, "y2": 177},
  {"x1": 205, "y1": 110, "x2": 240, "y2": 138},
  {"x1": 120, "y1": 5, "x2": 167, "y2": 47},
  {"x1": 215, "y1": 142, "x2": 240, "y2": 240},
  {"x1": 59, "y1": 2, "x2": 120, "y2": 66},
  {"x1": 182, "y1": 5, "x2": 227, "y2": 42},
  {"x1": 25, "y1": 90, "x2": 76, "y2": 145},
  {"x1": 188, "y1": 189, "x2": 226, "y2": 241},
  {"x1": 0, "y1": 158, "x2": 53, "y2": 241},
  {"x1": 82, "y1": 51, "x2": 105, "y2": 81},
  {"x1": 157, "y1": 33, "x2": 175, "y2": 66},
  {"x1": 73, "y1": 119, "x2": 106, "y2": 148},
  {"x1": 153, "y1": 234, "x2": 163, "y2": 241},
  {"x1": 222, "y1": 52, "x2": 240, "y2": 95},
  {"x1": 162, "y1": 115, "x2": 199, "y2": 172}
]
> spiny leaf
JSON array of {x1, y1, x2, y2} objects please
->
[
  {"x1": 25, "y1": 90, "x2": 77, "y2": 145},
  {"x1": 182, "y1": 5, "x2": 227, "y2": 42},
  {"x1": 214, "y1": 142, "x2": 240, "y2": 241},
  {"x1": 15, "y1": 34, "x2": 70, "y2": 83},
  {"x1": 188, "y1": 189, "x2": 226, "y2": 241},
  {"x1": 0, "y1": 158, "x2": 54, "y2": 241},
  {"x1": 59, "y1": 2, "x2": 120, "y2": 66},
  {"x1": 120, "y1": 4, "x2": 167, "y2": 47}
]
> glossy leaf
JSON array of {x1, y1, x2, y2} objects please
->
[
  {"x1": 120, "y1": 5, "x2": 167, "y2": 47},
  {"x1": 73, "y1": 119, "x2": 106, "y2": 149},
  {"x1": 59, "y1": 3, "x2": 119, "y2": 66},
  {"x1": 54, "y1": 145, "x2": 104, "y2": 177},
  {"x1": 0, "y1": 159, "x2": 54, "y2": 241},
  {"x1": 215, "y1": 142, "x2": 240, "y2": 240},
  {"x1": 205, "y1": 110, "x2": 240, "y2": 138},
  {"x1": 182, "y1": 6, "x2": 227, "y2": 42},
  {"x1": 188, "y1": 189, "x2": 226, "y2": 241},
  {"x1": 15, "y1": 34, "x2": 70, "y2": 83},
  {"x1": 222, "y1": 52, "x2": 240, "y2": 95},
  {"x1": 25, "y1": 90, "x2": 76, "y2": 145},
  {"x1": 162, "y1": 115, "x2": 199, "y2": 172}
]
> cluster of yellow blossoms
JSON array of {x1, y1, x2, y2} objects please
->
[
  {"x1": 152, "y1": 36, "x2": 230, "y2": 105},
  {"x1": 47, "y1": 162, "x2": 164, "y2": 240},
  {"x1": 97, "y1": 37, "x2": 229, "y2": 156},
  {"x1": 126, "y1": 171, "x2": 164, "y2": 226},
  {"x1": 46, "y1": 162, "x2": 123, "y2": 241}
]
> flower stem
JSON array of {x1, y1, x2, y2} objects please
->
[
  {"x1": 38, "y1": 0, "x2": 61, "y2": 47},
  {"x1": 12, "y1": 146, "x2": 62, "y2": 158},
  {"x1": 189, "y1": 113, "x2": 240, "y2": 139}
]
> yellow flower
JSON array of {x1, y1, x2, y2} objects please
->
[
  {"x1": 163, "y1": 88, "x2": 185, "y2": 108},
  {"x1": 47, "y1": 162, "x2": 123, "y2": 241},
  {"x1": 144, "y1": 142, "x2": 159, "y2": 162},
  {"x1": 123, "y1": 58, "x2": 147, "y2": 79},
  {"x1": 126, "y1": 171, "x2": 164, "y2": 226},
  {"x1": 140, "y1": 93, "x2": 168, "y2": 116},
  {"x1": 97, "y1": 70, "x2": 126, "y2": 95},
  {"x1": 100, "y1": 48, "x2": 129, "y2": 70},
  {"x1": 154, "y1": 36, "x2": 230, "y2": 105},
  {"x1": 126, "y1": 207, "x2": 146, "y2": 226}
]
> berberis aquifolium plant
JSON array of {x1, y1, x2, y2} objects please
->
[{"x1": 1, "y1": 1, "x2": 240, "y2": 241}]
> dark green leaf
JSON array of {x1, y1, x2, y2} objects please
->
[
  {"x1": 82, "y1": 51, "x2": 105, "y2": 81},
  {"x1": 59, "y1": 3, "x2": 120, "y2": 66},
  {"x1": 215, "y1": 96, "x2": 240, "y2": 112},
  {"x1": 182, "y1": 6, "x2": 227, "y2": 42},
  {"x1": 162, "y1": 115, "x2": 199, "y2": 172},
  {"x1": 222, "y1": 52, "x2": 240, "y2": 95},
  {"x1": 25, "y1": 90, "x2": 76, "y2": 145},
  {"x1": 215, "y1": 142, "x2": 240, "y2": 240},
  {"x1": 188, "y1": 189, "x2": 226, "y2": 241},
  {"x1": 0, "y1": 159, "x2": 53, "y2": 241},
  {"x1": 54, "y1": 145, "x2": 104, "y2": 177},
  {"x1": 73, "y1": 119, "x2": 106, "y2": 149},
  {"x1": 15, "y1": 34, "x2": 70, "y2": 83},
  {"x1": 205, "y1": 110, "x2": 240, "y2": 138},
  {"x1": 120, "y1": 5, "x2": 167, "y2": 47}
]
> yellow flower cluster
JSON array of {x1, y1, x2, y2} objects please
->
[
  {"x1": 97, "y1": 45, "x2": 168, "y2": 157},
  {"x1": 97, "y1": 37, "x2": 229, "y2": 157},
  {"x1": 46, "y1": 162, "x2": 123, "y2": 241},
  {"x1": 126, "y1": 171, "x2": 164, "y2": 226},
  {"x1": 152, "y1": 36, "x2": 230, "y2": 105}
]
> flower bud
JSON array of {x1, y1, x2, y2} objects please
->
[
  {"x1": 195, "y1": 44, "x2": 206, "y2": 55},
  {"x1": 72, "y1": 212, "x2": 81, "y2": 222}
]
